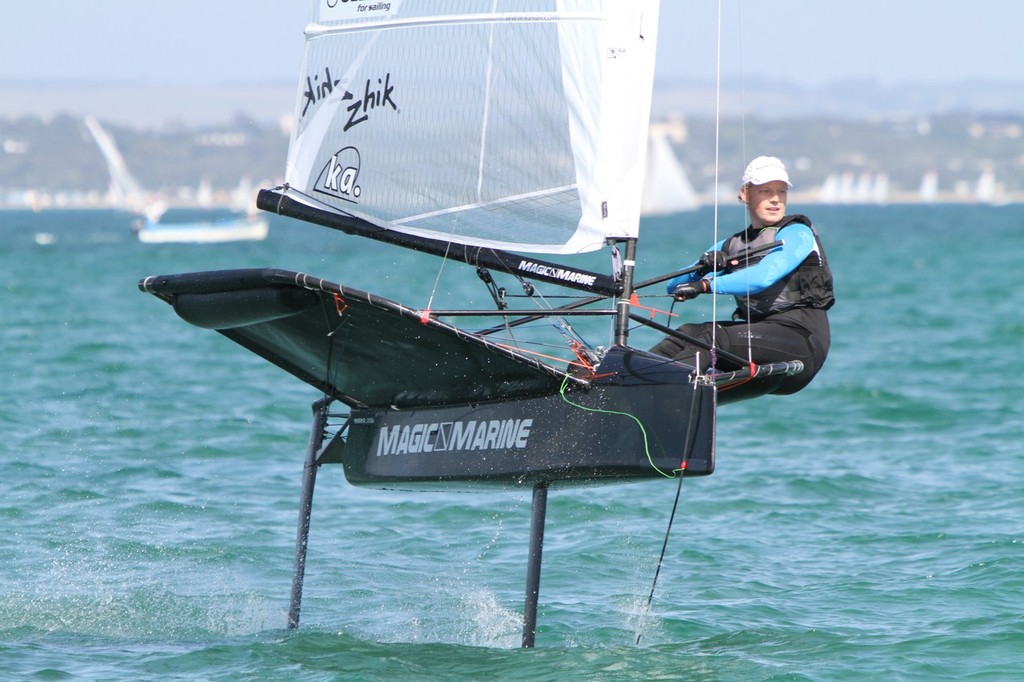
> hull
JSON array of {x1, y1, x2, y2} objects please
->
[
  {"x1": 140, "y1": 268, "x2": 719, "y2": 488},
  {"x1": 136, "y1": 217, "x2": 268, "y2": 243},
  {"x1": 326, "y1": 348, "x2": 717, "y2": 490}
]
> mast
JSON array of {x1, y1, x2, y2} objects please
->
[{"x1": 614, "y1": 238, "x2": 639, "y2": 346}]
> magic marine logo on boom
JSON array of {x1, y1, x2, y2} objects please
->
[
  {"x1": 516, "y1": 261, "x2": 597, "y2": 287},
  {"x1": 375, "y1": 418, "x2": 534, "y2": 457}
]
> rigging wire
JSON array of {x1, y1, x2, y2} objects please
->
[
  {"x1": 424, "y1": 237, "x2": 455, "y2": 316},
  {"x1": 636, "y1": 473, "x2": 685, "y2": 645},
  {"x1": 638, "y1": 0, "x2": 760, "y2": 645},
  {"x1": 633, "y1": 370, "x2": 705, "y2": 645},
  {"x1": 712, "y1": 0, "x2": 759, "y2": 369},
  {"x1": 484, "y1": 266, "x2": 597, "y2": 358},
  {"x1": 709, "y1": 0, "x2": 724, "y2": 370},
  {"x1": 737, "y1": 0, "x2": 757, "y2": 367}
]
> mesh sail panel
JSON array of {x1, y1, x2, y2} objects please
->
[{"x1": 286, "y1": 1, "x2": 659, "y2": 254}]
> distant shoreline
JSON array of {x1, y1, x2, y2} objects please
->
[
  {"x1": 5, "y1": 83, "x2": 1024, "y2": 206},
  {"x1": 0, "y1": 83, "x2": 297, "y2": 130},
  {"x1": 4, "y1": 79, "x2": 1024, "y2": 130},
  {"x1": 5, "y1": 191, "x2": 1020, "y2": 214}
]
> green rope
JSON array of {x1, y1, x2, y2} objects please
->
[{"x1": 558, "y1": 376, "x2": 682, "y2": 479}]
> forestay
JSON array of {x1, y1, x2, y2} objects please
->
[{"x1": 287, "y1": 1, "x2": 660, "y2": 254}]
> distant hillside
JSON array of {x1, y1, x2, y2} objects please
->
[
  {"x1": 0, "y1": 83, "x2": 295, "y2": 131},
  {"x1": 0, "y1": 113, "x2": 289, "y2": 204},
  {"x1": 4, "y1": 78, "x2": 1024, "y2": 130},
  {"x1": 3, "y1": 80, "x2": 1024, "y2": 207},
  {"x1": 674, "y1": 113, "x2": 1024, "y2": 203},
  {"x1": 652, "y1": 78, "x2": 1024, "y2": 120}
]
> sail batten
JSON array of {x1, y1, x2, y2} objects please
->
[
  {"x1": 286, "y1": 1, "x2": 660, "y2": 255},
  {"x1": 392, "y1": 184, "x2": 577, "y2": 225},
  {"x1": 307, "y1": 12, "x2": 604, "y2": 38}
]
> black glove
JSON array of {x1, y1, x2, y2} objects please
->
[
  {"x1": 696, "y1": 250, "x2": 728, "y2": 275},
  {"x1": 672, "y1": 279, "x2": 710, "y2": 301}
]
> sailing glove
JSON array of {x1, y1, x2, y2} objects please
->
[
  {"x1": 672, "y1": 279, "x2": 710, "y2": 301},
  {"x1": 697, "y1": 250, "x2": 728, "y2": 274}
]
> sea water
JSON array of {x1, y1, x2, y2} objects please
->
[{"x1": 1, "y1": 204, "x2": 1021, "y2": 680}]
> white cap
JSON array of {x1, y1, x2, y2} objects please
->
[{"x1": 742, "y1": 156, "x2": 792, "y2": 187}]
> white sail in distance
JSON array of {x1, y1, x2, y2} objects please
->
[
  {"x1": 641, "y1": 124, "x2": 700, "y2": 216},
  {"x1": 84, "y1": 115, "x2": 167, "y2": 223},
  {"x1": 285, "y1": 1, "x2": 660, "y2": 255}
]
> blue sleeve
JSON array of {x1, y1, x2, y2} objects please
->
[
  {"x1": 708, "y1": 224, "x2": 816, "y2": 295},
  {"x1": 664, "y1": 237, "x2": 727, "y2": 293}
]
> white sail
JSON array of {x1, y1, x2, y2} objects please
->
[
  {"x1": 284, "y1": 1, "x2": 660, "y2": 255},
  {"x1": 818, "y1": 173, "x2": 839, "y2": 204},
  {"x1": 641, "y1": 125, "x2": 700, "y2": 216},
  {"x1": 872, "y1": 172, "x2": 889, "y2": 204},
  {"x1": 919, "y1": 170, "x2": 938, "y2": 203},
  {"x1": 84, "y1": 115, "x2": 166, "y2": 222},
  {"x1": 975, "y1": 169, "x2": 996, "y2": 203}
]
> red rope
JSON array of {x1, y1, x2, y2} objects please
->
[{"x1": 332, "y1": 293, "x2": 348, "y2": 316}]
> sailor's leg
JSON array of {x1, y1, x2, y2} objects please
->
[
  {"x1": 724, "y1": 320, "x2": 820, "y2": 393},
  {"x1": 648, "y1": 322, "x2": 717, "y2": 372}
]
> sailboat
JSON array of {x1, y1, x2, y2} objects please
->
[
  {"x1": 139, "y1": 3, "x2": 802, "y2": 646},
  {"x1": 84, "y1": 115, "x2": 268, "y2": 243},
  {"x1": 919, "y1": 170, "x2": 939, "y2": 203},
  {"x1": 84, "y1": 115, "x2": 166, "y2": 223},
  {"x1": 641, "y1": 119, "x2": 701, "y2": 215},
  {"x1": 131, "y1": 210, "x2": 269, "y2": 244}
]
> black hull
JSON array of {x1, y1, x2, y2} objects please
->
[
  {"x1": 326, "y1": 350, "x2": 717, "y2": 490},
  {"x1": 140, "y1": 268, "x2": 718, "y2": 487}
]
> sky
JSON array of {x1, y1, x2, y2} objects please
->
[{"x1": 1, "y1": 1, "x2": 1022, "y2": 125}]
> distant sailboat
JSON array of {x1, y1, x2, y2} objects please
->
[
  {"x1": 84, "y1": 116, "x2": 268, "y2": 243},
  {"x1": 871, "y1": 172, "x2": 890, "y2": 204},
  {"x1": 196, "y1": 178, "x2": 215, "y2": 208},
  {"x1": 641, "y1": 120, "x2": 700, "y2": 216},
  {"x1": 818, "y1": 171, "x2": 888, "y2": 205},
  {"x1": 919, "y1": 170, "x2": 939, "y2": 203},
  {"x1": 817, "y1": 173, "x2": 839, "y2": 204},
  {"x1": 132, "y1": 214, "x2": 269, "y2": 244},
  {"x1": 84, "y1": 115, "x2": 166, "y2": 223},
  {"x1": 975, "y1": 169, "x2": 998, "y2": 204}
]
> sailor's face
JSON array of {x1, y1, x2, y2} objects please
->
[{"x1": 742, "y1": 181, "x2": 788, "y2": 228}]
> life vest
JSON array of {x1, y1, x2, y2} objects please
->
[{"x1": 722, "y1": 214, "x2": 835, "y2": 321}]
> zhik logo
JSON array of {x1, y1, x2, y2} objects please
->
[
  {"x1": 302, "y1": 66, "x2": 341, "y2": 117},
  {"x1": 343, "y1": 72, "x2": 397, "y2": 132},
  {"x1": 314, "y1": 146, "x2": 361, "y2": 203},
  {"x1": 300, "y1": 67, "x2": 397, "y2": 128}
]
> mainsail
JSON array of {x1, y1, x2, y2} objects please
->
[{"x1": 282, "y1": 1, "x2": 659, "y2": 254}]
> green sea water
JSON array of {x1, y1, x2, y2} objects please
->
[{"x1": 2, "y1": 204, "x2": 1021, "y2": 680}]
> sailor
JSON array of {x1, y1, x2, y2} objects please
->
[{"x1": 649, "y1": 156, "x2": 834, "y2": 393}]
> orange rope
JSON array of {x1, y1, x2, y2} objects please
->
[
  {"x1": 332, "y1": 293, "x2": 348, "y2": 316},
  {"x1": 629, "y1": 292, "x2": 677, "y2": 320}
]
